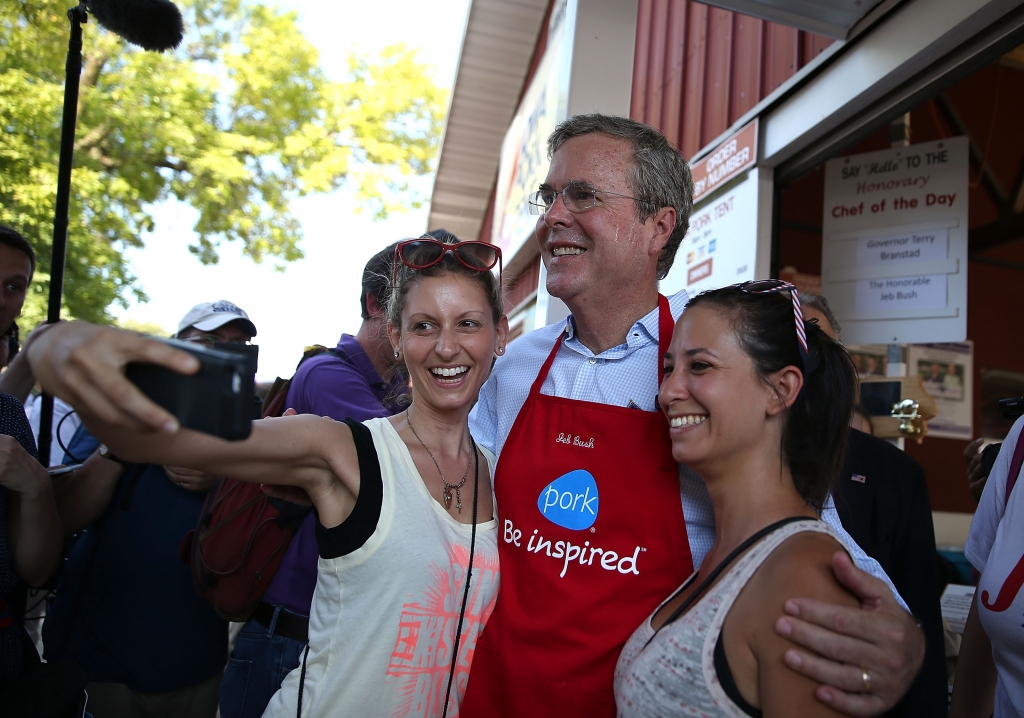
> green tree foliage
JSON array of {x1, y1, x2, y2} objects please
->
[
  {"x1": 115, "y1": 318, "x2": 171, "y2": 337},
  {"x1": 0, "y1": 0, "x2": 446, "y2": 325}
]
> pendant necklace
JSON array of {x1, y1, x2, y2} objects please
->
[{"x1": 406, "y1": 408, "x2": 471, "y2": 512}]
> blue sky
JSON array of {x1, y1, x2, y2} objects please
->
[{"x1": 111, "y1": 0, "x2": 471, "y2": 380}]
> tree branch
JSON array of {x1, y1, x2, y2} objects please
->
[
  {"x1": 154, "y1": 159, "x2": 189, "y2": 172},
  {"x1": 76, "y1": 50, "x2": 109, "y2": 118},
  {"x1": 74, "y1": 123, "x2": 109, "y2": 153},
  {"x1": 87, "y1": 147, "x2": 119, "y2": 170},
  {"x1": 81, "y1": 50, "x2": 109, "y2": 90}
]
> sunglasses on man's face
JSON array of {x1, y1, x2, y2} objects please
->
[
  {"x1": 180, "y1": 335, "x2": 252, "y2": 348},
  {"x1": 392, "y1": 238, "x2": 502, "y2": 287}
]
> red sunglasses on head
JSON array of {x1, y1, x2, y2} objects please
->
[{"x1": 392, "y1": 237, "x2": 503, "y2": 287}]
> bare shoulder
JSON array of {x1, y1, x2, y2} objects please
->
[
  {"x1": 731, "y1": 528, "x2": 858, "y2": 641},
  {"x1": 752, "y1": 530, "x2": 858, "y2": 607},
  {"x1": 732, "y1": 527, "x2": 858, "y2": 718},
  {"x1": 258, "y1": 413, "x2": 360, "y2": 493}
]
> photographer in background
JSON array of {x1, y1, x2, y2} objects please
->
[
  {"x1": 964, "y1": 399, "x2": 1024, "y2": 502},
  {"x1": 41, "y1": 301, "x2": 257, "y2": 718},
  {"x1": 965, "y1": 440, "x2": 995, "y2": 503},
  {"x1": 0, "y1": 225, "x2": 65, "y2": 706},
  {"x1": 219, "y1": 241, "x2": 409, "y2": 718}
]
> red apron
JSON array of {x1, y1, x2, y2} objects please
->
[{"x1": 461, "y1": 295, "x2": 694, "y2": 717}]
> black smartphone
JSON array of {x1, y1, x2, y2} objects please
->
[
  {"x1": 999, "y1": 397, "x2": 1024, "y2": 419},
  {"x1": 126, "y1": 338, "x2": 257, "y2": 441},
  {"x1": 980, "y1": 442, "x2": 1002, "y2": 477}
]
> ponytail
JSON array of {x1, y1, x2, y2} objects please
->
[{"x1": 782, "y1": 321, "x2": 856, "y2": 508}]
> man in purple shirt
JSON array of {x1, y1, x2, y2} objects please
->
[{"x1": 218, "y1": 240, "x2": 409, "y2": 718}]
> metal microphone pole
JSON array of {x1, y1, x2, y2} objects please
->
[{"x1": 39, "y1": 4, "x2": 88, "y2": 466}]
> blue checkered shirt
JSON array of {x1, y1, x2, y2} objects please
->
[{"x1": 469, "y1": 289, "x2": 906, "y2": 606}]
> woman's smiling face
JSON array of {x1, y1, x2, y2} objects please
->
[
  {"x1": 658, "y1": 305, "x2": 777, "y2": 470},
  {"x1": 390, "y1": 272, "x2": 507, "y2": 415}
]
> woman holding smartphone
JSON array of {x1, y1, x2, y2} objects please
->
[{"x1": 25, "y1": 235, "x2": 508, "y2": 718}]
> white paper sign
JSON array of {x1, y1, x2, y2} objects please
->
[
  {"x1": 855, "y1": 274, "x2": 947, "y2": 312},
  {"x1": 822, "y1": 138, "x2": 968, "y2": 344},
  {"x1": 940, "y1": 584, "x2": 976, "y2": 634},
  {"x1": 908, "y1": 342, "x2": 974, "y2": 439},
  {"x1": 855, "y1": 229, "x2": 948, "y2": 266},
  {"x1": 660, "y1": 171, "x2": 760, "y2": 298}
]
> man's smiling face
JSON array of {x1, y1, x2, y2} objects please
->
[
  {"x1": 0, "y1": 244, "x2": 32, "y2": 335},
  {"x1": 535, "y1": 133, "x2": 659, "y2": 309}
]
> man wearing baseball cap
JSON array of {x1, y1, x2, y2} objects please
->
[
  {"x1": 175, "y1": 300, "x2": 257, "y2": 341},
  {"x1": 41, "y1": 301, "x2": 257, "y2": 718}
]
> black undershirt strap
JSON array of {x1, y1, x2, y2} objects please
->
[
  {"x1": 714, "y1": 632, "x2": 763, "y2": 718},
  {"x1": 315, "y1": 419, "x2": 384, "y2": 559},
  {"x1": 644, "y1": 516, "x2": 815, "y2": 649}
]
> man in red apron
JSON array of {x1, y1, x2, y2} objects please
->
[{"x1": 462, "y1": 115, "x2": 925, "y2": 717}]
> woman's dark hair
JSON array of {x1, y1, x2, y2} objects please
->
[
  {"x1": 386, "y1": 231, "x2": 504, "y2": 327},
  {"x1": 685, "y1": 286, "x2": 857, "y2": 510}
]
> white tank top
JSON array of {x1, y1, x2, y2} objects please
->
[
  {"x1": 263, "y1": 417, "x2": 500, "y2": 718},
  {"x1": 615, "y1": 519, "x2": 841, "y2": 718}
]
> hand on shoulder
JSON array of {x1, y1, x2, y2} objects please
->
[{"x1": 726, "y1": 529, "x2": 858, "y2": 718}]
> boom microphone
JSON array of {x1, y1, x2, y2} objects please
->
[{"x1": 84, "y1": 0, "x2": 184, "y2": 52}]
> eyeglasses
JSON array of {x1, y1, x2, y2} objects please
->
[
  {"x1": 735, "y1": 279, "x2": 809, "y2": 374},
  {"x1": 180, "y1": 335, "x2": 252, "y2": 348},
  {"x1": 393, "y1": 237, "x2": 502, "y2": 287},
  {"x1": 527, "y1": 183, "x2": 653, "y2": 215}
]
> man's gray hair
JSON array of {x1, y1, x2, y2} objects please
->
[
  {"x1": 801, "y1": 292, "x2": 841, "y2": 339},
  {"x1": 547, "y1": 114, "x2": 694, "y2": 280}
]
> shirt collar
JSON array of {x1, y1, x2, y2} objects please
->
[
  {"x1": 560, "y1": 300, "x2": 661, "y2": 357},
  {"x1": 632, "y1": 301, "x2": 662, "y2": 347},
  {"x1": 335, "y1": 334, "x2": 385, "y2": 386},
  {"x1": 336, "y1": 334, "x2": 410, "y2": 409}
]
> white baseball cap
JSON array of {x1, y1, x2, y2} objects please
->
[{"x1": 177, "y1": 300, "x2": 257, "y2": 337}]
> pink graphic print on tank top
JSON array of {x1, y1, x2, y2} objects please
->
[{"x1": 386, "y1": 544, "x2": 499, "y2": 717}]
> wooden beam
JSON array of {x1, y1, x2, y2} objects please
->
[
  {"x1": 970, "y1": 212, "x2": 1024, "y2": 254},
  {"x1": 933, "y1": 93, "x2": 1008, "y2": 206}
]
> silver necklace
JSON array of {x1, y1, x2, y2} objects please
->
[{"x1": 406, "y1": 408, "x2": 471, "y2": 512}]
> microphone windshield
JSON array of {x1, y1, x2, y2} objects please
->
[{"x1": 85, "y1": 0, "x2": 184, "y2": 52}]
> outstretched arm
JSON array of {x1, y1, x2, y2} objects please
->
[
  {"x1": 26, "y1": 321, "x2": 197, "y2": 433},
  {"x1": 25, "y1": 321, "x2": 361, "y2": 527},
  {"x1": 774, "y1": 551, "x2": 925, "y2": 716}
]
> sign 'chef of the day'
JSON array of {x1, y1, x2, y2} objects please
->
[{"x1": 821, "y1": 137, "x2": 968, "y2": 345}]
